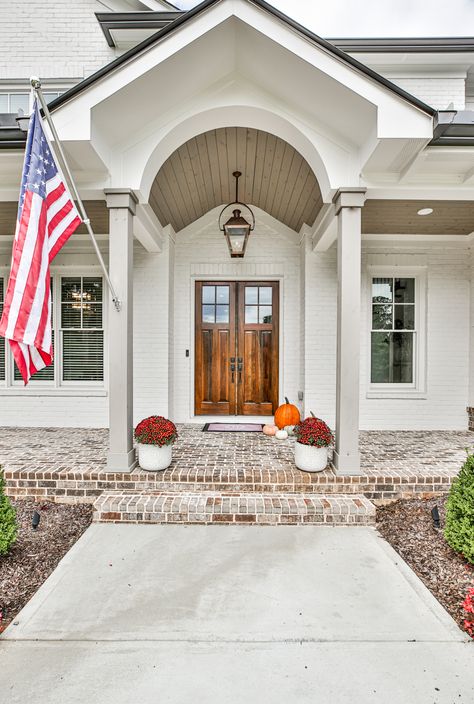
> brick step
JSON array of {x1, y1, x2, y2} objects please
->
[{"x1": 93, "y1": 491, "x2": 376, "y2": 526}]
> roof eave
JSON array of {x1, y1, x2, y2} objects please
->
[{"x1": 47, "y1": 0, "x2": 436, "y2": 117}]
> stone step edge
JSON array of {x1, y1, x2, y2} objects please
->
[{"x1": 93, "y1": 491, "x2": 375, "y2": 526}]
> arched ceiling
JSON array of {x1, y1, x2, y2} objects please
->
[{"x1": 149, "y1": 127, "x2": 323, "y2": 232}]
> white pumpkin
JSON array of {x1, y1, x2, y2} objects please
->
[
  {"x1": 284, "y1": 425, "x2": 295, "y2": 436},
  {"x1": 275, "y1": 429, "x2": 288, "y2": 440}
]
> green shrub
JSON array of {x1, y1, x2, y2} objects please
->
[
  {"x1": 445, "y1": 453, "x2": 474, "y2": 564},
  {"x1": 0, "y1": 467, "x2": 17, "y2": 556}
]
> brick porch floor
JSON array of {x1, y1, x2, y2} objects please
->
[{"x1": 1, "y1": 425, "x2": 473, "y2": 507}]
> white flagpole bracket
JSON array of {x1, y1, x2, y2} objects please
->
[{"x1": 30, "y1": 76, "x2": 122, "y2": 313}]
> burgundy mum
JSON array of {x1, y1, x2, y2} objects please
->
[
  {"x1": 294, "y1": 416, "x2": 333, "y2": 448},
  {"x1": 134, "y1": 416, "x2": 178, "y2": 447}
]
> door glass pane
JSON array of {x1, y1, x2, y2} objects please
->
[
  {"x1": 394, "y1": 278, "x2": 415, "y2": 303},
  {"x1": 216, "y1": 305, "x2": 229, "y2": 323},
  {"x1": 372, "y1": 278, "x2": 392, "y2": 303},
  {"x1": 0, "y1": 95, "x2": 8, "y2": 112},
  {"x1": 245, "y1": 287, "x2": 258, "y2": 304},
  {"x1": 245, "y1": 306, "x2": 258, "y2": 324},
  {"x1": 259, "y1": 287, "x2": 272, "y2": 304},
  {"x1": 202, "y1": 286, "x2": 215, "y2": 304},
  {"x1": 394, "y1": 304, "x2": 415, "y2": 330},
  {"x1": 259, "y1": 306, "x2": 272, "y2": 324},
  {"x1": 372, "y1": 304, "x2": 392, "y2": 330},
  {"x1": 202, "y1": 305, "x2": 215, "y2": 323},
  {"x1": 216, "y1": 286, "x2": 229, "y2": 304},
  {"x1": 371, "y1": 331, "x2": 413, "y2": 383}
]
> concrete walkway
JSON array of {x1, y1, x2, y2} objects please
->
[{"x1": 1, "y1": 525, "x2": 473, "y2": 703}]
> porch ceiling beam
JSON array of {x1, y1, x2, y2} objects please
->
[
  {"x1": 133, "y1": 203, "x2": 163, "y2": 252},
  {"x1": 311, "y1": 203, "x2": 337, "y2": 252},
  {"x1": 397, "y1": 147, "x2": 429, "y2": 183},
  {"x1": 462, "y1": 166, "x2": 474, "y2": 185}
]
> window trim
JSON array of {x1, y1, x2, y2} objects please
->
[
  {"x1": 0, "y1": 83, "x2": 72, "y2": 114},
  {"x1": 0, "y1": 267, "x2": 107, "y2": 393},
  {"x1": 366, "y1": 266, "x2": 427, "y2": 399}
]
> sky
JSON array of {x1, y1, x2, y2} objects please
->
[{"x1": 174, "y1": 0, "x2": 474, "y2": 37}]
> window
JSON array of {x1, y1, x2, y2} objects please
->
[
  {"x1": 0, "y1": 91, "x2": 62, "y2": 114},
  {"x1": 13, "y1": 279, "x2": 54, "y2": 382},
  {"x1": 202, "y1": 285, "x2": 229, "y2": 323},
  {"x1": 61, "y1": 276, "x2": 104, "y2": 382},
  {"x1": 244, "y1": 286, "x2": 273, "y2": 324},
  {"x1": 0, "y1": 92, "x2": 29, "y2": 114},
  {"x1": 0, "y1": 273, "x2": 104, "y2": 389},
  {"x1": 369, "y1": 271, "x2": 428, "y2": 395}
]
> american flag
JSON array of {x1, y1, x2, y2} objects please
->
[{"x1": 0, "y1": 99, "x2": 81, "y2": 384}]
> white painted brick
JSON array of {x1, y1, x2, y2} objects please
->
[
  {"x1": 0, "y1": 1, "x2": 118, "y2": 80},
  {"x1": 303, "y1": 240, "x2": 470, "y2": 431},
  {"x1": 171, "y1": 207, "x2": 301, "y2": 422},
  {"x1": 381, "y1": 76, "x2": 466, "y2": 110}
]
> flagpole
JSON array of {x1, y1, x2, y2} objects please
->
[{"x1": 30, "y1": 77, "x2": 121, "y2": 313}]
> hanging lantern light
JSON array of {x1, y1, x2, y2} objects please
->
[{"x1": 218, "y1": 171, "x2": 255, "y2": 258}]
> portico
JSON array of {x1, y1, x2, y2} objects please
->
[{"x1": 1, "y1": 0, "x2": 474, "y2": 480}]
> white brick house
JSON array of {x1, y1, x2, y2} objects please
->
[{"x1": 1, "y1": 0, "x2": 474, "y2": 475}]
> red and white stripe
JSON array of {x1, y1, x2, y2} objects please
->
[{"x1": 0, "y1": 161, "x2": 81, "y2": 383}]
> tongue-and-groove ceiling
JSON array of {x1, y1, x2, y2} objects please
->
[{"x1": 149, "y1": 127, "x2": 323, "y2": 233}]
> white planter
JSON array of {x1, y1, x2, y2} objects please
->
[
  {"x1": 294, "y1": 442, "x2": 329, "y2": 473},
  {"x1": 137, "y1": 443, "x2": 172, "y2": 471}
]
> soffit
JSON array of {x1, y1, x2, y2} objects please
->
[
  {"x1": 149, "y1": 127, "x2": 323, "y2": 232},
  {"x1": 363, "y1": 199, "x2": 474, "y2": 235},
  {"x1": 0, "y1": 201, "x2": 109, "y2": 237}
]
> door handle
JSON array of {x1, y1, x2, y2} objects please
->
[
  {"x1": 230, "y1": 362, "x2": 235, "y2": 383},
  {"x1": 237, "y1": 359, "x2": 243, "y2": 383}
]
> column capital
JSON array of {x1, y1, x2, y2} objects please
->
[
  {"x1": 333, "y1": 187, "x2": 367, "y2": 214},
  {"x1": 104, "y1": 188, "x2": 138, "y2": 214}
]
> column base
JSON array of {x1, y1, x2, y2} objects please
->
[
  {"x1": 106, "y1": 448, "x2": 137, "y2": 473},
  {"x1": 332, "y1": 449, "x2": 363, "y2": 476}
]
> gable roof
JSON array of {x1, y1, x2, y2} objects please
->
[{"x1": 47, "y1": 0, "x2": 436, "y2": 116}]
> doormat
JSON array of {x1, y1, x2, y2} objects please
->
[{"x1": 203, "y1": 423, "x2": 264, "y2": 433}]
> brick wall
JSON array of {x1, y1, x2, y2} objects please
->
[
  {"x1": 133, "y1": 237, "x2": 172, "y2": 424},
  {"x1": 383, "y1": 76, "x2": 466, "y2": 110},
  {"x1": 303, "y1": 240, "x2": 470, "y2": 430},
  {"x1": 171, "y1": 206, "x2": 302, "y2": 422},
  {"x1": 0, "y1": 229, "x2": 470, "y2": 431},
  {"x1": 0, "y1": 0, "x2": 117, "y2": 81}
]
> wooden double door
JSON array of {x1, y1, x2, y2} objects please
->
[{"x1": 195, "y1": 281, "x2": 279, "y2": 416}]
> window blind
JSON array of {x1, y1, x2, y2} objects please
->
[{"x1": 61, "y1": 276, "x2": 104, "y2": 382}]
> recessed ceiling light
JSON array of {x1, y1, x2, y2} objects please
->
[{"x1": 417, "y1": 208, "x2": 433, "y2": 216}]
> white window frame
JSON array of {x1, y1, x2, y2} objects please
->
[
  {"x1": 0, "y1": 80, "x2": 74, "y2": 114},
  {"x1": 0, "y1": 268, "x2": 108, "y2": 396},
  {"x1": 366, "y1": 266, "x2": 427, "y2": 399}
]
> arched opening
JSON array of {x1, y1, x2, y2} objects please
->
[
  {"x1": 149, "y1": 127, "x2": 323, "y2": 233},
  {"x1": 147, "y1": 126, "x2": 322, "y2": 421}
]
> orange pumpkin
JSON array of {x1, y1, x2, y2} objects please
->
[{"x1": 274, "y1": 397, "x2": 300, "y2": 429}]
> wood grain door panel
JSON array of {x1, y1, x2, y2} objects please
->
[
  {"x1": 195, "y1": 280, "x2": 279, "y2": 416},
  {"x1": 237, "y1": 282, "x2": 279, "y2": 416},
  {"x1": 195, "y1": 281, "x2": 236, "y2": 415}
]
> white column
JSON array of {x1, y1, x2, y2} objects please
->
[
  {"x1": 105, "y1": 189, "x2": 138, "y2": 472},
  {"x1": 333, "y1": 188, "x2": 366, "y2": 475}
]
